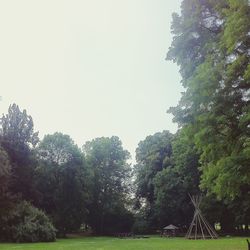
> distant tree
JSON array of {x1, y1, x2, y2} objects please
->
[
  {"x1": 0, "y1": 104, "x2": 39, "y2": 201},
  {"x1": 84, "y1": 136, "x2": 133, "y2": 234},
  {"x1": 35, "y1": 132, "x2": 89, "y2": 236},
  {"x1": 0, "y1": 104, "x2": 39, "y2": 154},
  {"x1": 134, "y1": 131, "x2": 174, "y2": 229},
  {"x1": 134, "y1": 131, "x2": 174, "y2": 204},
  {"x1": 153, "y1": 129, "x2": 201, "y2": 229}
]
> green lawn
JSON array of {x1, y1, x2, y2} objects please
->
[{"x1": 0, "y1": 236, "x2": 247, "y2": 250}]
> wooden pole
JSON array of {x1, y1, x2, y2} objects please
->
[
  {"x1": 198, "y1": 212, "x2": 205, "y2": 239},
  {"x1": 186, "y1": 194, "x2": 218, "y2": 239}
]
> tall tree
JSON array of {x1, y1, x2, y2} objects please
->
[
  {"x1": 134, "y1": 131, "x2": 174, "y2": 230},
  {"x1": 134, "y1": 131, "x2": 174, "y2": 205},
  {"x1": 167, "y1": 0, "x2": 250, "y2": 201},
  {"x1": 153, "y1": 128, "x2": 201, "y2": 229},
  {"x1": 35, "y1": 132, "x2": 89, "y2": 235},
  {"x1": 167, "y1": 0, "x2": 250, "y2": 232},
  {"x1": 0, "y1": 104, "x2": 39, "y2": 201},
  {"x1": 84, "y1": 136, "x2": 133, "y2": 234}
]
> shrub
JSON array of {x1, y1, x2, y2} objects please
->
[{"x1": 1, "y1": 201, "x2": 56, "y2": 242}]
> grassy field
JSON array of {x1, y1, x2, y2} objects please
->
[{"x1": 0, "y1": 236, "x2": 247, "y2": 250}]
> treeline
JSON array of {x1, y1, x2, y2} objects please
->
[
  {"x1": 134, "y1": 0, "x2": 249, "y2": 234},
  {"x1": 0, "y1": 104, "x2": 133, "y2": 242},
  {"x1": 127, "y1": 0, "x2": 250, "y2": 236},
  {"x1": 0, "y1": 104, "x2": 248, "y2": 243},
  {"x1": 142, "y1": 0, "x2": 250, "y2": 232},
  {"x1": 133, "y1": 130, "x2": 249, "y2": 234}
]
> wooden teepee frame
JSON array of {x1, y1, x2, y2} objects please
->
[{"x1": 186, "y1": 195, "x2": 218, "y2": 239}]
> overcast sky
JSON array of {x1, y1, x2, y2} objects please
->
[{"x1": 0, "y1": 0, "x2": 182, "y2": 161}]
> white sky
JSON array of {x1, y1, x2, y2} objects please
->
[{"x1": 0, "y1": 0, "x2": 182, "y2": 161}]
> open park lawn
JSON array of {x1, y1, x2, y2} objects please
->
[{"x1": 0, "y1": 236, "x2": 247, "y2": 250}]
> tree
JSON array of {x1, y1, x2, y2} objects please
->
[
  {"x1": 134, "y1": 131, "x2": 174, "y2": 205},
  {"x1": 133, "y1": 131, "x2": 173, "y2": 227},
  {"x1": 0, "y1": 146, "x2": 14, "y2": 234},
  {"x1": 166, "y1": 0, "x2": 250, "y2": 232},
  {"x1": 153, "y1": 129, "x2": 201, "y2": 229},
  {"x1": 0, "y1": 104, "x2": 39, "y2": 155},
  {"x1": 0, "y1": 104, "x2": 39, "y2": 201},
  {"x1": 167, "y1": 0, "x2": 250, "y2": 201},
  {"x1": 35, "y1": 132, "x2": 89, "y2": 235},
  {"x1": 83, "y1": 136, "x2": 133, "y2": 234}
]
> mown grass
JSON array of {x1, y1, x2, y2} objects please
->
[{"x1": 0, "y1": 236, "x2": 247, "y2": 250}]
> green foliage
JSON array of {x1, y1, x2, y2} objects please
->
[
  {"x1": 167, "y1": 0, "x2": 250, "y2": 202},
  {"x1": 0, "y1": 104, "x2": 39, "y2": 157},
  {"x1": 0, "y1": 146, "x2": 11, "y2": 194},
  {"x1": 0, "y1": 104, "x2": 39, "y2": 201},
  {"x1": 84, "y1": 136, "x2": 132, "y2": 234},
  {"x1": 171, "y1": 129, "x2": 201, "y2": 193},
  {"x1": 1, "y1": 201, "x2": 56, "y2": 243},
  {"x1": 166, "y1": 0, "x2": 250, "y2": 233},
  {"x1": 0, "y1": 146, "x2": 15, "y2": 233},
  {"x1": 153, "y1": 129, "x2": 201, "y2": 228},
  {"x1": 133, "y1": 131, "x2": 174, "y2": 230},
  {"x1": 37, "y1": 132, "x2": 82, "y2": 165},
  {"x1": 35, "y1": 132, "x2": 89, "y2": 235},
  {"x1": 134, "y1": 130, "x2": 201, "y2": 230},
  {"x1": 0, "y1": 105, "x2": 134, "y2": 237},
  {"x1": 134, "y1": 131, "x2": 174, "y2": 204}
]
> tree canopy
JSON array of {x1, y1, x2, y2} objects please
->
[
  {"x1": 84, "y1": 136, "x2": 133, "y2": 234},
  {"x1": 35, "y1": 132, "x2": 89, "y2": 235},
  {"x1": 167, "y1": 0, "x2": 250, "y2": 201}
]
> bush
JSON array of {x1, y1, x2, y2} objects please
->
[{"x1": 1, "y1": 201, "x2": 56, "y2": 242}]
